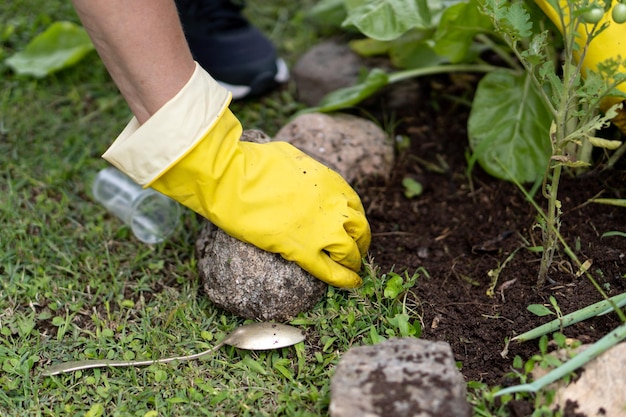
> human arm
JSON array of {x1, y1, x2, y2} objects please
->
[{"x1": 72, "y1": 0, "x2": 195, "y2": 124}]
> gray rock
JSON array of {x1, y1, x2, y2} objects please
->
[
  {"x1": 330, "y1": 338, "x2": 471, "y2": 417},
  {"x1": 293, "y1": 40, "x2": 363, "y2": 106},
  {"x1": 195, "y1": 222, "x2": 327, "y2": 321},
  {"x1": 274, "y1": 112, "x2": 394, "y2": 185}
]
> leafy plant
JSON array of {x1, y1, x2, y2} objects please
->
[
  {"x1": 527, "y1": 295, "x2": 563, "y2": 319},
  {"x1": 479, "y1": 0, "x2": 626, "y2": 285},
  {"x1": 5, "y1": 21, "x2": 94, "y2": 77},
  {"x1": 307, "y1": 0, "x2": 626, "y2": 285},
  {"x1": 401, "y1": 177, "x2": 423, "y2": 198}
]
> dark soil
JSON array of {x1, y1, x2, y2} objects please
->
[{"x1": 356, "y1": 74, "x2": 626, "y2": 392}]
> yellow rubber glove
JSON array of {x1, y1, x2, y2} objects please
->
[
  {"x1": 102, "y1": 63, "x2": 371, "y2": 288},
  {"x1": 534, "y1": 0, "x2": 626, "y2": 132}
]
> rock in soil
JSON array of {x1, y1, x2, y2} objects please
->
[
  {"x1": 195, "y1": 222, "x2": 327, "y2": 321},
  {"x1": 274, "y1": 112, "x2": 394, "y2": 185},
  {"x1": 330, "y1": 338, "x2": 471, "y2": 417}
]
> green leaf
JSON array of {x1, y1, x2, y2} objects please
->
[
  {"x1": 242, "y1": 356, "x2": 267, "y2": 375},
  {"x1": 342, "y1": 0, "x2": 432, "y2": 41},
  {"x1": 601, "y1": 231, "x2": 626, "y2": 238},
  {"x1": 402, "y1": 177, "x2": 424, "y2": 198},
  {"x1": 502, "y1": 2, "x2": 533, "y2": 39},
  {"x1": 154, "y1": 369, "x2": 168, "y2": 382},
  {"x1": 383, "y1": 273, "x2": 405, "y2": 299},
  {"x1": 433, "y1": 0, "x2": 493, "y2": 63},
  {"x1": 5, "y1": 21, "x2": 94, "y2": 78},
  {"x1": 313, "y1": 68, "x2": 390, "y2": 113},
  {"x1": 272, "y1": 358, "x2": 294, "y2": 380},
  {"x1": 308, "y1": 0, "x2": 348, "y2": 28},
  {"x1": 369, "y1": 325, "x2": 386, "y2": 344},
  {"x1": 387, "y1": 313, "x2": 417, "y2": 337},
  {"x1": 468, "y1": 70, "x2": 552, "y2": 183},
  {"x1": 390, "y1": 35, "x2": 448, "y2": 69},
  {"x1": 483, "y1": 0, "x2": 533, "y2": 40},
  {"x1": 85, "y1": 404, "x2": 105, "y2": 417},
  {"x1": 349, "y1": 38, "x2": 392, "y2": 57},
  {"x1": 527, "y1": 303, "x2": 554, "y2": 317}
]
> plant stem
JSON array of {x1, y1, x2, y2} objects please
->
[
  {"x1": 538, "y1": 163, "x2": 561, "y2": 286},
  {"x1": 387, "y1": 64, "x2": 501, "y2": 84},
  {"x1": 606, "y1": 140, "x2": 626, "y2": 169},
  {"x1": 475, "y1": 34, "x2": 522, "y2": 71}
]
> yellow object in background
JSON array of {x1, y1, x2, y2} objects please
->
[{"x1": 534, "y1": 0, "x2": 626, "y2": 132}]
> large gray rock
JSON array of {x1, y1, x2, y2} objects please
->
[
  {"x1": 195, "y1": 222, "x2": 327, "y2": 321},
  {"x1": 330, "y1": 338, "x2": 471, "y2": 417},
  {"x1": 274, "y1": 112, "x2": 394, "y2": 185}
]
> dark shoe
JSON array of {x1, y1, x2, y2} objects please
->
[{"x1": 175, "y1": 0, "x2": 289, "y2": 99}]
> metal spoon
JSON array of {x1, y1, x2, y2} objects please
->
[{"x1": 42, "y1": 322, "x2": 305, "y2": 376}]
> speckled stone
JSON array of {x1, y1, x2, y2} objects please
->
[
  {"x1": 195, "y1": 222, "x2": 327, "y2": 321},
  {"x1": 330, "y1": 338, "x2": 471, "y2": 417},
  {"x1": 274, "y1": 112, "x2": 394, "y2": 185}
]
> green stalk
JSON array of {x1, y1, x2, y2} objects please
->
[
  {"x1": 387, "y1": 64, "x2": 500, "y2": 84},
  {"x1": 512, "y1": 292, "x2": 626, "y2": 342},
  {"x1": 537, "y1": 163, "x2": 561, "y2": 286}
]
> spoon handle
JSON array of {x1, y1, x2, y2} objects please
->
[{"x1": 42, "y1": 342, "x2": 224, "y2": 376}]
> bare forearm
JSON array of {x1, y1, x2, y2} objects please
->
[{"x1": 72, "y1": 0, "x2": 195, "y2": 123}]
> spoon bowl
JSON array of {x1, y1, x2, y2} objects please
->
[{"x1": 42, "y1": 322, "x2": 305, "y2": 376}]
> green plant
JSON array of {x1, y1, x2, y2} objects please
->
[
  {"x1": 479, "y1": 0, "x2": 626, "y2": 285},
  {"x1": 527, "y1": 296, "x2": 563, "y2": 320},
  {"x1": 307, "y1": 0, "x2": 626, "y2": 285},
  {"x1": 401, "y1": 177, "x2": 423, "y2": 198}
]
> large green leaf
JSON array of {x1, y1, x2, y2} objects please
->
[
  {"x1": 390, "y1": 39, "x2": 447, "y2": 69},
  {"x1": 307, "y1": 0, "x2": 348, "y2": 28},
  {"x1": 342, "y1": 0, "x2": 432, "y2": 41},
  {"x1": 5, "y1": 21, "x2": 94, "y2": 78},
  {"x1": 433, "y1": 0, "x2": 493, "y2": 63},
  {"x1": 468, "y1": 69, "x2": 552, "y2": 183}
]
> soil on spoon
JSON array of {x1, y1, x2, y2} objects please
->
[{"x1": 355, "y1": 74, "x2": 626, "y2": 410}]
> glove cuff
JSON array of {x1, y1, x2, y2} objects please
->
[{"x1": 102, "y1": 62, "x2": 232, "y2": 187}]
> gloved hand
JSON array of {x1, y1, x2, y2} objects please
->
[
  {"x1": 534, "y1": 0, "x2": 626, "y2": 132},
  {"x1": 102, "y1": 62, "x2": 371, "y2": 288}
]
